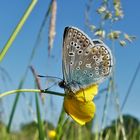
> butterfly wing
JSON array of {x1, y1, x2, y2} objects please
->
[{"x1": 62, "y1": 26, "x2": 113, "y2": 92}]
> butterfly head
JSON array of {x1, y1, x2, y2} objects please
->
[
  {"x1": 58, "y1": 80, "x2": 66, "y2": 89},
  {"x1": 59, "y1": 79, "x2": 81, "y2": 94}
]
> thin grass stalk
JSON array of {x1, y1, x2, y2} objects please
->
[
  {"x1": 104, "y1": 129, "x2": 111, "y2": 140},
  {"x1": 113, "y1": 89, "x2": 127, "y2": 140},
  {"x1": 6, "y1": 77, "x2": 27, "y2": 133},
  {"x1": 111, "y1": 40, "x2": 127, "y2": 140},
  {"x1": 0, "y1": 0, "x2": 38, "y2": 62},
  {"x1": 0, "y1": 66, "x2": 12, "y2": 84},
  {"x1": 85, "y1": 118, "x2": 94, "y2": 140},
  {"x1": 32, "y1": 0, "x2": 53, "y2": 59},
  {"x1": 93, "y1": 118, "x2": 99, "y2": 140},
  {"x1": 55, "y1": 108, "x2": 66, "y2": 140},
  {"x1": 121, "y1": 62, "x2": 140, "y2": 110},
  {"x1": 78, "y1": 126, "x2": 82, "y2": 140},
  {"x1": 58, "y1": 118, "x2": 70, "y2": 139},
  {"x1": 99, "y1": 79, "x2": 112, "y2": 140},
  {"x1": 0, "y1": 89, "x2": 64, "y2": 99},
  {"x1": 35, "y1": 93, "x2": 45, "y2": 140}
]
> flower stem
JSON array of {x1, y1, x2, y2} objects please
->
[{"x1": 0, "y1": 89, "x2": 64, "y2": 99}]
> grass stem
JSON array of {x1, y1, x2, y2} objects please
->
[{"x1": 0, "y1": 89, "x2": 64, "y2": 99}]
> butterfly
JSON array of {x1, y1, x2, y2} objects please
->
[
  {"x1": 58, "y1": 26, "x2": 114, "y2": 125},
  {"x1": 59, "y1": 26, "x2": 113, "y2": 94}
]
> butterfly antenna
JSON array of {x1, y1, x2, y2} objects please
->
[
  {"x1": 38, "y1": 75, "x2": 63, "y2": 81},
  {"x1": 43, "y1": 81, "x2": 59, "y2": 91}
]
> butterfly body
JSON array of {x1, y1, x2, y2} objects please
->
[{"x1": 61, "y1": 26, "x2": 113, "y2": 94}]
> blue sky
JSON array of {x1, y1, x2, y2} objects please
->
[{"x1": 0, "y1": 0, "x2": 140, "y2": 130}]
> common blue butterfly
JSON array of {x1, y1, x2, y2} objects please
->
[{"x1": 59, "y1": 26, "x2": 113, "y2": 94}]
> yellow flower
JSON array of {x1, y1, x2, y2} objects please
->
[
  {"x1": 48, "y1": 130, "x2": 56, "y2": 139},
  {"x1": 63, "y1": 84, "x2": 98, "y2": 125}
]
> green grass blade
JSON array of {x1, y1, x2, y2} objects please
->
[
  {"x1": 6, "y1": 93, "x2": 20, "y2": 133},
  {"x1": 0, "y1": 0, "x2": 38, "y2": 62},
  {"x1": 55, "y1": 107, "x2": 66, "y2": 140},
  {"x1": 35, "y1": 93, "x2": 45, "y2": 140},
  {"x1": 6, "y1": 76, "x2": 28, "y2": 133}
]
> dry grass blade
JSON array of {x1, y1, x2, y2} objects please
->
[
  {"x1": 30, "y1": 67, "x2": 42, "y2": 92},
  {"x1": 30, "y1": 66, "x2": 46, "y2": 104},
  {"x1": 48, "y1": 0, "x2": 57, "y2": 56}
]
